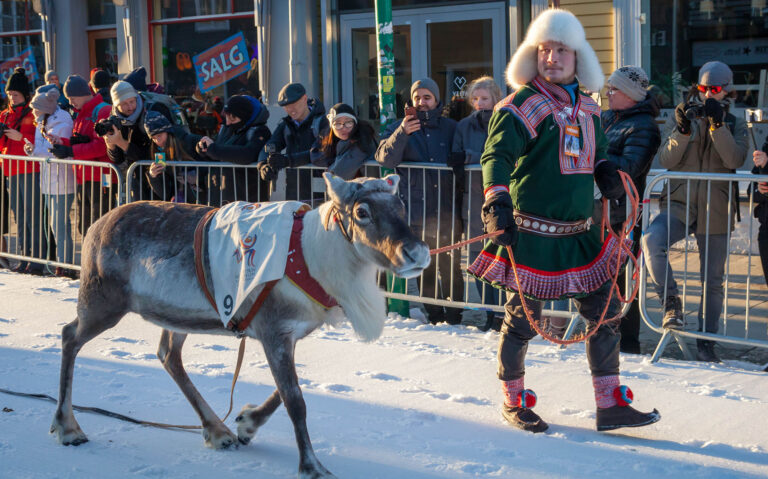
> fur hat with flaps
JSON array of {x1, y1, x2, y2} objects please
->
[{"x1": 506, "y1": 9, "x2": 604, "y2": 92}]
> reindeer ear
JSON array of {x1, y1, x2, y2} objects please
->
[
  {"x1": 381, "y1": 174, "x2": 400, "y2": 194},
  {"x1": 323, "y1": 172, "x2": 349, "y2": 205}
]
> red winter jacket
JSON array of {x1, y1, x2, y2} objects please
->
[
  {"x1": 0, "y1": 102, "x2": 38, "y2": 176},
  {"x1": 63, "y1": 93, "x2": 117, "y2": 184}
]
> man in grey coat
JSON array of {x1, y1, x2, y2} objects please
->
[
  {"x1": 641, "y1": 61, "x2": 748, "y2": 362},
  {"x1": 375, "y1": 78, "x2": 463, "y2": 325}
]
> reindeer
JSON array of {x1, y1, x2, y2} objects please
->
[{"x1": 51, "y1": 173, "x2": 431, "y2": 479}]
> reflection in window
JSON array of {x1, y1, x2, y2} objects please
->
[
  {"x1": 153, "y1": 18, "x2": 259, "y2": 100},
  {"x1": 649, "y1": 0, "x2": 768, "y2": 107},
  {"x1": 87, "y1": 0, "x2": 117, "y2": 26},
  {"x1": 0, "y1": 0, "x2": 41, "y2": 32}
]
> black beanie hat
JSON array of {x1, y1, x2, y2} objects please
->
[
  {"x1": 223, "y1": 95, "x2": 254, "y2": 122},
  {"x1": 5, "y1": 67, "x2": 31, "y2": 98},
  {"x1": 124, "y1": 66, "x2": 148, "y2": 92},
  {"x1": 143, "y1": 110, "x2": 173, "y2": 137},
  {"x1": 91, "y1": 69, "x2": 111, "y2": 90}
]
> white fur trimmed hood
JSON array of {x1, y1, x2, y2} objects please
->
[{"x1": 506, "y1": 9, "x2": 604, "y2": 93}]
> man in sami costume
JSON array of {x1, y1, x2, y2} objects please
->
[{"x1": 468, "y1": 9, "x2": 660, "y2": 433}]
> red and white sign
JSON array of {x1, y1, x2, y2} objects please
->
[
  {"x1": 0, "y1": 47, "x2": 39, "y2": 86},
  {"x1": 193, "y1": 33, "x2": 250, "y2": 93}
]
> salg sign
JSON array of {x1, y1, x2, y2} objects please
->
[
  {"x1": 193, "y1": 32, "x2": 250, "y2": 93},
  {"x1": 0, "y1": 48, "x2": 39, "y2": 86}
]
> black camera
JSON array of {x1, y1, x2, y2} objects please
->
[
  {"x1": 685, "y1": 104, "x2": 704, "y2": 120},
  {"x1": 94, "y1": 116, "x2": 123, "y2": 137}
]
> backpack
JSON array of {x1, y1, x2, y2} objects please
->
[
  {"x1": 91, "y1": 102, "x2": 111, "y2": 123},
  {"x1": 140, "y1": 91, "x2": 189, "y2": 133}
]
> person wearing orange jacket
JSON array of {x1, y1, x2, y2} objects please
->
[
  {"x1": 49, "y1": 75, "x2": 117, "y2": 236},
  {"x1": 1, "y1": 67, "x2": 43, "y2": 274}
]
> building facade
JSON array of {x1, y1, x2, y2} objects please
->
[{"x1": 2, "y1": 0, "x2": 767, "y2": 120}]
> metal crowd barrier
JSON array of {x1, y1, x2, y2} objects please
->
[
  {"x1": 640, "y1": 171, "x2": 768, "y2": 362},
  {"x1": 0, "y1": 154, "x2": 123, "y2": 273}
]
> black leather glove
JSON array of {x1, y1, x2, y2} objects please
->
[
  {"x1": 674, "y1": 103, "x2": 692, "y2": 135},
  {"x1": 69, "y1": 133, "x2": 91, "y2": 145},
  {"x1": 266, "y1": 153, "x2": 290, "y2": 170},
  {"x1": 594, "y1": 160, "x2": 625, "y2": 201},
  {"x1": 258, "y1": 162, "x2": 279, "y2": 182},
  {"x1": 703, "y1": 98, "x2": 725, "y2": 127},
  {"x1": 481, "y1": 193, "x2": 518, "y2": 247},
  {"x1": 49, "y1": 144, "x2": 73, "y2": 159}
]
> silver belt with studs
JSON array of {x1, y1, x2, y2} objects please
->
[{"x1": 513, "y1": 210, "x2": 592, "y2": 237}]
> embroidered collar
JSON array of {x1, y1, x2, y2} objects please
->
[{"x1": 533, "y1": 76, "x2": 582, "y2": 123}]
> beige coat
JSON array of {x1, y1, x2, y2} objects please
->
[{"x1": 658, "y1": 111, "x2": 748, "y2": 235}]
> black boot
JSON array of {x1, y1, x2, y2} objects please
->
[
  {"x1": 596, "y1": 405, "x2": 661, "y2": 431},
  {"x1": 501, "y1": 405, "x2": 549, "y2": 433},
  {"x1": 696, "y1": 340, "x2": 720, "y2": 362}
]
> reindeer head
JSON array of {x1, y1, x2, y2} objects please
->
[{"x1": 323, "y1": 173, "x2": 430, "y2": 278}]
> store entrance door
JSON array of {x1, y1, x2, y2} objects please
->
[
  {"x1": 340, "y1": 2, "x2": 507, "y2": 122},
  {"x1": 87, "y1": 29, "x2": 118, "y2": 78}
]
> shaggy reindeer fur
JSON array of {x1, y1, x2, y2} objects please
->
[{"x1": 50, "y1": 174, "x2": 430, "y2": 479}]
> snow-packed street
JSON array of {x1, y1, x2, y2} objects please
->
[{"x1": 1, "y1": 270, "x2": 767, "y2": 478}]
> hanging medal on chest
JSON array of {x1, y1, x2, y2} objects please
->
[{"x1": 563, "y1": 124, "x2": 580, "y2": 158}]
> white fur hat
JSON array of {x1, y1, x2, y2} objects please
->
[{"x1": 506, "y1": 9, "x2": 604, "y2": 93}]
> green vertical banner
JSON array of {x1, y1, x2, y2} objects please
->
[{"x1": 375, "y1": 0, "x2": 409, "y2": 317}]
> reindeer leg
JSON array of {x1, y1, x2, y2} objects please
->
[
  {"x1": 51, "y1": 310, "x2": 125, "y2": 445},
  {"x1": 235, "y1": 389, "x2": 282, "y2": 445},
  {"x1": 262, "y1": 335, "x2": 336, "y2": 479},
  {"x1": 157, "y1": 330, "x2": 237, "y2": 449}
]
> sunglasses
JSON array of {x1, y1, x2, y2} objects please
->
[{"x1": 697, "y1": 85, "x2": 724, "y2": 94}]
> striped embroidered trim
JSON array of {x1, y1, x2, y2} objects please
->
[
  {"x1": 518, "y1": 94, "x2": 554, "y2": 131},
  {"x1": 500, "y1": 103, "x2": 537, "y2": 139},
  {"x1": 484, "y1": 185, "x2": 510, "y2": 199},
  {"x1": 467, "y1": 235, "x2": 631, "y2": 300}
]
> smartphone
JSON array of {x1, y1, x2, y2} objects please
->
[
  {"x1": 154, "y1": 152, "x2": 167, "y2": 166},
  {"x1": 404, "y1": 106, "x2": 417, "y2": 117}
]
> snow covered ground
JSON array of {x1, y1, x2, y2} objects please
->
[{"x1": 1, "y1": 270, "x2": 767, "y2": 479}]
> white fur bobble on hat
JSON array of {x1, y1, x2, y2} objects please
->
[{"x1": 506, "y1": 9, "x2": 604, "y2": 93}]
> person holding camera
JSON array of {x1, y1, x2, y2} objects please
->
[
  {"x1": 641, "y1": 61, "x2": 748, "y2": 362},
  {"x1": 1, "y1": 67, "x2": 43, "y2": 274},
  {"x1": 196, "y1": 94, "x2": 270, "y2": 204},
  {"x1": 309, "y1": 103, "x2": 377, "y2": 180},
  {"x1": 53, "y1": 74, "x2": 116, "y2": 237},
  {"x1": 375, "y1": 77, "x2": 464, "y2": 325},
  {"x1": 257, "y1": 83, "x2": 328, "y2": 203}
]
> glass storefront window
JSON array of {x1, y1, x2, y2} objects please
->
[
  {"x1": 339, "y1": 0, "x2": 491, "y2": 12},
  {"x1": 152, "y1": 17, "x2": 259, "y2": 99},
  {"x1": 351, "y1": 26, "x2": 412, "y2": 122},
  {"x1": 157, "y1": 0, "x2": 249, "y2": 18},
  {"x1": 649, "y1": 1, "x2": 768, "y2": 107},
  {"x1": 428, "y1": 19, "x2": 493, "y2": 117},
  {"x1": 87, "y1": 0, "x2": 117, "y2": 26},
  {"x1": 1, "y1": 35, "x2": 44, "y2": 88},
  {"x1": 0, "y1": 0, "x2": 41, "y2": 32}
]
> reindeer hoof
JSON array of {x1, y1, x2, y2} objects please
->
[
  {"x1": 202, "y1": 424, "x2": 238, "y2": 450},
  {"x1": 298, "y1": 465, "x2": 337, "y2": 479},
  {"x1": 235, "y1": 404, "x2": 269, "y2": 445},
  {"x1": 51, "y1": 424, "x2": 88, "y2": 446},
  {"x1": 51, "y1": 420, "x2": 89, "y2": 446}
]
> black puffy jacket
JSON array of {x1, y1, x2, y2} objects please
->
[
  {"x1": 599, "y1": 93, "x2": 661, "y2": 225},
  {"x1": 198, "y1": 99, "x2": 271, "y2": 204}
]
